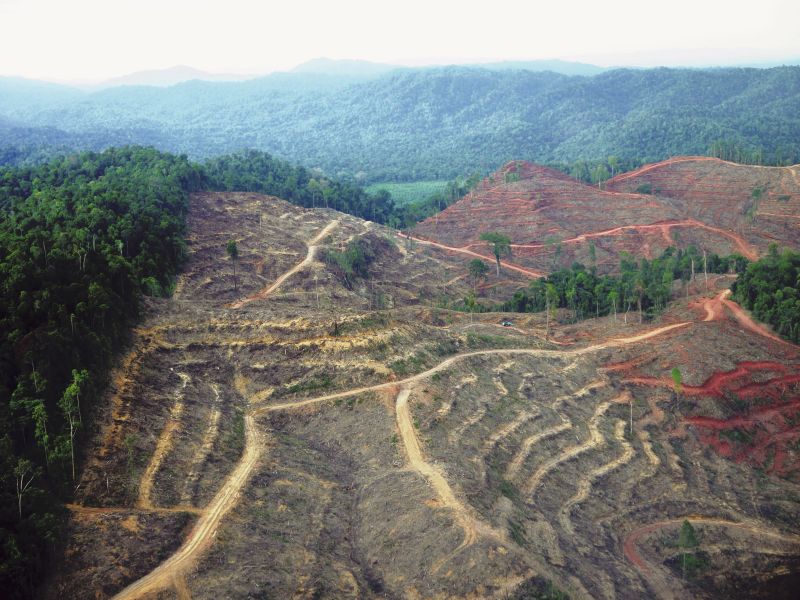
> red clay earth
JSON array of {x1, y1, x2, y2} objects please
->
[
  {"x1": 622, "y1": 361, "x2": 800, "y2": 478},
  {"x1": 413, "y1": 158, "x2": 800, "y2": 275},
  {"x1": 606, "y1": 156, "x2": 800, "y2": 252}
]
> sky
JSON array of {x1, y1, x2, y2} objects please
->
[{"x1": 1, "y1": 0, "x2": 798, "y2": 81}]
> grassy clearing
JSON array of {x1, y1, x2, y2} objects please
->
[{"x1": 366, "y1": 180, "x2": 449, "y2": 206}]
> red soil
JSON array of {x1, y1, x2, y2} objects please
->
[
  {"x1": 623, "y1": 361, "x2": 792, "y2": 398},
  {"x1": 411, "y1": 158, "x2": 797, "y2": 276},
  {"x1": 721, "y1": 294, "x2": 799, "y2": 349},
  {"x1": 623, "y1": 361, "x2": 800, "y2": 477},
  {"x1": 606, "y1": 157, "x2": 800, "y2": 254}
]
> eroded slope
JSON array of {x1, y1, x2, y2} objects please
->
[{"x1": 51, "y1": 191, "x2": 800, "y2": 600}]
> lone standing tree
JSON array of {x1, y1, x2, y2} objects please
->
[
  {"x1": 226, "y1": 240, "x2": 239, "y2": 292},
  {"x1": 468, "y1": 259, "x2": 489, "y2": 292},
  {"x1": 480, "y1": 232, "x2": 511, "y2": 277}
]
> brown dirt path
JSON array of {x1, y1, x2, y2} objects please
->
[
  {"x1": 231, "y1": 220, "x2": 339, "y2": 308},
  {"x1": 462, "y1": 219, "x2": 757, "y2": 262},
  {"x1": 721, "y1": 292, "x2": 799, "y2": 348},
  {"x1": 137, "y1": 373, "x2": 190, "y2": 510},
  {"x1": 622, "y1": 515, "x2": 800, "y2": 573},
  {"x1": 399, "y1": 233, "x2": 546, "y2": 278},
  {"x1": 623, "y1": 516, "x2": 800, "y2": 599},
  {"x1": 65, "y1": 504, "x2": 202, "y2": 516},
  {"x1": 112, "y1": 414, "x2": 264, "y2": 600},
  {"x1": 254, "y1": 322, "x2": 690, "y2": 416}
]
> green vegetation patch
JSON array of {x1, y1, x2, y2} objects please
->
[
  {"x1": 286, "y1": 375, "x2": 333, "y2": 395},
  {"x1": 365, "y1": 180, "x2": 448, "y2": 206},
  {"x1": 732, "y1": 245, "x2": 800, "y2": 343},
  {"x1": 511, "y1": 576, "x2": 570, "y2": 599},
  {"x1": 504, "y1": 246, "x2": 749, "y2": 323}
]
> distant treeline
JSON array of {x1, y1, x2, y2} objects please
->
[
  {"x1": 732, "y1": 246, "x2": 800, "y2": 343},
  {"x1": 2, "y1": 66, "x2": 799, "y2": 180},
  {"x1": 501, "y1": 247, "x2": 749, "y2": 321},
  {"x1": 202, "y1": 150, "x2": 479, "y2": 228},
  {"x1": 203, "y1": 150, "x2": 397, "y2": 224}
]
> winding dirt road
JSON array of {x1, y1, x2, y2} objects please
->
[
  {"x1": 460, "y1": 219, "x2": 758, "y2": 262},
  {"x1": 398, "y1": 233, "x2": 545, "y2": 278},
  {"x1": 111, "y1": 206, "x2": 786, "y2": 600},
  {"x1": 231, "y1": 220, "x2": 338, "y2": 308},
  {"x1": 623, "y1": 516, "x2": 800, "y2": 599},
  {"x1": 112, "y1": 415, "x2": 264, "y2": 600},
  {"x1": 254, "y1": 322, "x2": 690, "y2": 417},
  {"x1": 721, "y1": 290, "x2": 798, "y2": 348}
]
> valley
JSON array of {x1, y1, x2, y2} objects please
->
[{"x1": 51, "y1": 169, "x2": 800, "y2": 598}]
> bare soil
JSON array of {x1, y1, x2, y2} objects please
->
[{"x1": 48, "y1": 189, "x2": 800, "y2": 600}]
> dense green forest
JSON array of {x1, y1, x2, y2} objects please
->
[
  {"x1": 2, "y1": 66, "x2": 799, "y2": 181},
  {"x1": 202, "y1": 150, "x2": 397, "y2": 224},
  {"x1": 732, "y1": 246, "x2": 800, "y2": 343},
  {"x1": 499, "y1": 247, "x2": 749, "y2": 322},
  {"x1": 0, "y1": 148, "x2": 204, "y2": 597}
]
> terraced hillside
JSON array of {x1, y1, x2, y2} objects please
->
[
  {"x1": 412, "y1": 158, "x2": 800, "y2": 275},
  {"x1": 50, "y1": 192, "x2": 800, "y2": 599},
  {"x1": 606, "y1": 156, "x2": 800, "y2": 245}
]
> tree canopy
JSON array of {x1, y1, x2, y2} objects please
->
[{"x1": 731, "y1": 246, "x2": 800, "y2": 343}]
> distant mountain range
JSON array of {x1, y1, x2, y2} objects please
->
[
  {"x1": 89, "y1": 65, "x2": 252, "y2": 89},
  {"x1": 1, "y1": 62, "x2": 799, "y2": 179}
]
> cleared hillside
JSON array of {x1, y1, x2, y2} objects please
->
[
  {"x1": 412, "y1": 158, "x2": 800, "y2": 274},
  {"x1": 606, "y1": 156, "x2": 800, "y2": 245},
  {"x1": 48, "y1": 190, "x2": 800, "y2": 600}
]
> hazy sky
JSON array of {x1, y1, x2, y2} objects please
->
[{"x1": 1, "y1": 0, "x2": 798, "y2": 81}]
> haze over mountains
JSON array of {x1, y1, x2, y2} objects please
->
[{"x1": 2, "y1": 59, "x2": 799, "y2": 180}]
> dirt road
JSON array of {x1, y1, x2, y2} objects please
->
[
  {"x1": 112, "y1": 415, "x2": 264, "y2": 600},
  {"x1": 232, "y1": 220, "x2": 338, "y2": 308},
  {"x1": 721, "y1": 291, "x2": 798, "y2": 348},
  {"x1": 399, "y1": 233, "x2": 545, "y2": 278},
  {"x1": 254, "y1": 322, "x2": 690, "y2": 417},
  {"x1": 460, "y1": 219, "x2": 758, "y2": 262}
]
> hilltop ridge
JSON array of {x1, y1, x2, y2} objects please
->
[{"x1": 412, "y1": 157, "x2": 800, "y2": 273}]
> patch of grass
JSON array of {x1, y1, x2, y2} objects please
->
[
  {"x1": 365, "y1": 180, "x2": 448, "y2": 206},
  {"x1": 636, "y1": 182, "x2": 653, "y2": 194},
  {"x1": 719, "y1": 427, "x2": 754, "y2": 445},
  {"x1": 507, "y1": 517, "x2": 527, "y2": 546},
  {"x1": 336, "y1": 312, "x2": 390, "y2": 334},
  {"x1": 499, "y1": 479, "x2": 519, "y2": 502},
  {"x1": 429, "y1": 338, "x2": 459, "y2": 356},
  {"x1": 223, "y1": 409, "x2": 246, "y2": 456},
  {"x1": 512, "y1": 577, "x2": 570, "y2": 599},
  {"x1": 389, "y1": 352, "x2": 427, "y2": 376},
  {"x1": 465, "y1": 332, "x2": 515, "y2": 349},
  {"x1": 286, "y1": 374, "x2": 332, "y2": 395}
]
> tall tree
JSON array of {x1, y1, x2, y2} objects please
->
[
  {"x1": 480, "y1": 232, "x2": 511, "y2": 277},
  {"x1": 226, "y1": 240, "x2": 239, "y2": 292},
  {"x1": 468, "y1": 259, "x2": 489, "y2": 292}
]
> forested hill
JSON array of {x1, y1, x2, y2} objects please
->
[{"x1": 1, "y1": 66, "x2": 799, "y2": 180}]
